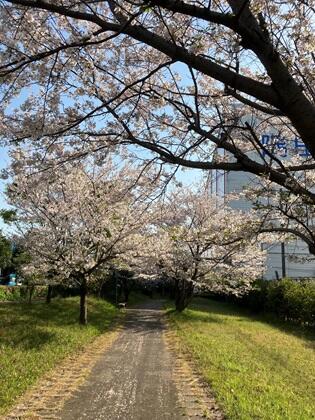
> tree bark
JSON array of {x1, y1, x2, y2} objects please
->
[
  {"x1": 46, "y1": 284, "x2": 52, "y2": 303},
  {"x1": 79, "y1": 277, "x2": 88, "y2": 325},
  {"x1": 28, "y1": 284, "x2": 35, "y2": 304},
  {"x1": 122, "y1": 277, "x2": 134, "y2": 302},
  {"x1": 175, "y1": 278, "x2": 194, "y2": 312},
  {"x1": 124, "y1": 287, "x2": 130, "y2": 302}
]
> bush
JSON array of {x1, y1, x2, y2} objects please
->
[
  {"x1": 241, "y1": 278, "x2": 315, "y2": 325},
  {"x1": 206, "y1": 278, "x2": 315, "y2": 326},
  {"x1": 237, "y1": 278, "x2": 269, "y2": 312},
  {"x1": 0, "y1": 286, "x2": 21, "y2": 301},
  {"x1": 0, "y1": 285, "x2": 48, "y2": 302}
]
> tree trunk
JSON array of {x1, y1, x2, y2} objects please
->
[
  {"x1": 46, "y1": 284, "x2": 52, "y2": 304},
  {"x1": 124, "y1": 287, "x2": 130, "y2": 302},
  {"x1": 175, "y1": 278, "x2": 194, "y2": 312},
  {"x1": 79, "y1": 278, "x2": 88, "y2": 325},
  {"x1": 308, "y1": 243, "x2": 315, "y2": 256},
  {"x1": 28, "y1": 285, "x2": 35, "y2": 304}
]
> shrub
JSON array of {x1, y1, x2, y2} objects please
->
[
  {"x1": 206, "y1": 278, "x2": 315, "y2": 326},
  {"x1": 238, "y1": 278, "x2": 269, "y2": 312},
  {"x1": 0, "y1": 286, "x2": 23, "y2": 301},
  {"x1": 246, "y1": 278, "x2": 315, "y2": 325},
  {"x1": 0, "y1": 285, "x2": 48, "y2": 302}
]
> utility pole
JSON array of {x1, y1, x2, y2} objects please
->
[{"x1": 281, "y1": 242, "x2": 286, "y2": 278}]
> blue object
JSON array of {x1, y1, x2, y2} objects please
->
[{"x1": 8, "y1": 273, "x2": 16, "y2": 286}]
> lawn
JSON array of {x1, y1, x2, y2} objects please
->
[
  {"x1": 168, "y1": 298, "x2": 315, "y2": 420},
  {"x1": 0, "y1": 297, "x2": 118, "y2": 415}
]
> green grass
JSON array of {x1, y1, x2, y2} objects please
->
[
  {"x1": 168, "y1": 298, "x2": 315, "y2": 420},
  {"x1": 0, "y1": 297, "x2": 118, "y2": 415}
]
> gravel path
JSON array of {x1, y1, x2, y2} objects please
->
[{"x1": 58, "y1": 300, "x2": 183, "y2": 420}]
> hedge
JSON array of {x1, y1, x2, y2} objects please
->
[
  {"x1": 0, "y1": 285, "x2": 48, "y2": 302},
  {"x1": 237, "y1": 278, "x2": 315, "y2": 325}
]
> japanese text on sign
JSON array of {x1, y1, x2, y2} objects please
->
[{"x1": 261, "y1": 135, "x2": 311, "y2": 158}]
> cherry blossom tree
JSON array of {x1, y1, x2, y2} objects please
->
[
  {"x1": 136, "y1": 187, "x2": 266, "y2": 311},
  {"x1": 6, "y1": 157, "x2": 156, "y2": 323},
  {"x1": 1, "y1": 1, "x2": 315, "y2": 259}
]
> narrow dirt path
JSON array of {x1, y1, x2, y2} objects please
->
[
  {"x1": 58, "y1": 300, "x2": 183, "y2": 420},
  {"x1": 5, "y1": 300, "x2": 223, "y2": 419}
]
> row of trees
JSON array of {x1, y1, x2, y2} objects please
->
[
  {"x1": 0, "y1": 0, "x2": 314, "y2": 257},
  {"x1": 5, "y1": 154, "x2": 267, "y2": 323},
  {"x1": 0, "y1": 1, "x2": 314, "y2": 321}
]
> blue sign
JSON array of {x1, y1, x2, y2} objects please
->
[
  {"x1": 8, "y1": 273, "x2": 16, "y2": 286},
  {"x1": 261, "y1": 135, "x2": 310, "y2": 158}
]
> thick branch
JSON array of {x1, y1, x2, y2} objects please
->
[
  {"x1": 5, "y1": 0, "x2": 281, "y2": 108},
  {"x1": 144, "y1": 0, "x2": 236, "y2": 28},
  {"x1": 5, "y1": 0, "x2": 315, "y2": 157},
  {"x1": 190, "y1": 124, "x2": 315, "y2": 203},
  {"x1": 259, "y1": 227, "x2": 315, "y2": 255}
]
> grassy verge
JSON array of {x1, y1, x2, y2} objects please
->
[
  {"x1": 0, "y1": 297, "x2": 118, "y2": 415},
  {"x1": 168, "y1": 298, "x2": 315, "y2": 420}
]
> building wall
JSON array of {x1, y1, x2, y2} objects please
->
[
  {"x1": 214, "y1": 165, "x2": 315, "y2": 280},
  {"x1": 262, "y1": 241, "x2": 315, "y2": 279}
]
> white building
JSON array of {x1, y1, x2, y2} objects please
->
[{"x1": 211, "y1": 139, "x2": 315, "y2": 280}]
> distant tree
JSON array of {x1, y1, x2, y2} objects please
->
[
  {"x1": 243, "y1": 176, "x2": 315, "y2": 257},
  {"x1": 136, "y1": 187, "x2": 267, "y2": 311},
  {"x1": 11, "y1": 241, "x2": 31, "y2": 274},
  {"x1": 0, "y1": 211, "x2": 33, "y2": 276},
  {"x1": 0, "y1": 232, "x2": 12, "y2": 275},
  {"x1": 116, "y1": 269, "x2": 135, "y2": 303}
]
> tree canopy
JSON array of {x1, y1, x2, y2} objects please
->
[
  {"x1": 0, "y1": 1, "x2": 314, "y2": 193},
  {"x1": 1, "y1": 1, "x2": 315, "y2": 293}
]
